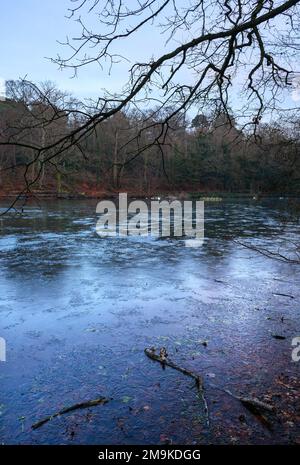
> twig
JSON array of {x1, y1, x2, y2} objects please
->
[
  {"x1": 273, "y1": 292, "x2": 294, "y2": 299},
  {"x1": 144, "y1": 347, "x2": 210, "y2": 426},
  {"x1": 145, "y1": 347, "x2": 276, "y2": 428},
  {"x1": 32, "y1": 396, "x2": 111, "y2": 430},
  {"x1": 209, "y1": 382, "x2": 275, "y2": 412}
]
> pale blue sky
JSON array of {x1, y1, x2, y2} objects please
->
[
  {"x1": 1, "y1": 2, "x2": 75, "y2": 88},
  {"x1": 0, "y1": 1, "x2": 297, "y2": 115},
  {"x1": 0, "y1": 0, "x2": 166, "y2": 99}
]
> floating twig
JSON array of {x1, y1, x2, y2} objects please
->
[{"x1": 273, "y1": 292, "x2": 294, "y2": 299}]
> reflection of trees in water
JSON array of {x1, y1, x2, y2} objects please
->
[{"x1": 1, "y1": 200, "x2": 299, "y2": 276}]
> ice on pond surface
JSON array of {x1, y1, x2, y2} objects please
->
[{"x1": 0, "y1": 198, "x2": 299, "y2": 444}]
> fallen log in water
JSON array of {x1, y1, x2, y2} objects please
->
[
  {"x1": 145, "y1": 347, "x2": 275, "y2": 427},
  {"x1": 32, "y1": 396, "x2": 111, "y2": 430}
]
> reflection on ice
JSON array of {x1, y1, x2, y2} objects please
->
[{"x1": 0, "y1": 198, "x2": 299, "y2": 445}]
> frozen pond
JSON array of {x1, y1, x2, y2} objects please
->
[{"x1": 0, "y1": 198, "x2": 299, "y2": 444}]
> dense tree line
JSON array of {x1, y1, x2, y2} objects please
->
[{"x1": 0, "y1": 81, "x2": 299, "y2": 197}]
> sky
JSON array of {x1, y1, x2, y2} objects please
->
[
  {"x1": 0, "y1": 0, "x2": 166, "y2": 99},
  {"x1": 1, "y1": 2, "x2": 76, "y2": 90},
  {"x1": 0, "y1": 1, "x2": 298, "y2": 116}
]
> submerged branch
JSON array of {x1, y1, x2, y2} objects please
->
[
  {"x1": 32, "y1": 396, "x2": 111, "y2": 430},
  {"x1": 145, "y1": 347, "x2": 210, "y2": 426},
  {"x1": 145, "y1": 347, "x2": 275, "y2": 428}
]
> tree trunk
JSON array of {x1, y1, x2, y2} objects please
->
[{"x1": 113, "y1": 129, "x2": 119, "y2": 188}]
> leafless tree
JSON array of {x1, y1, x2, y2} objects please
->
[{"x1": 0, "y1": 0, "x2": 299, "y2": 234}]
